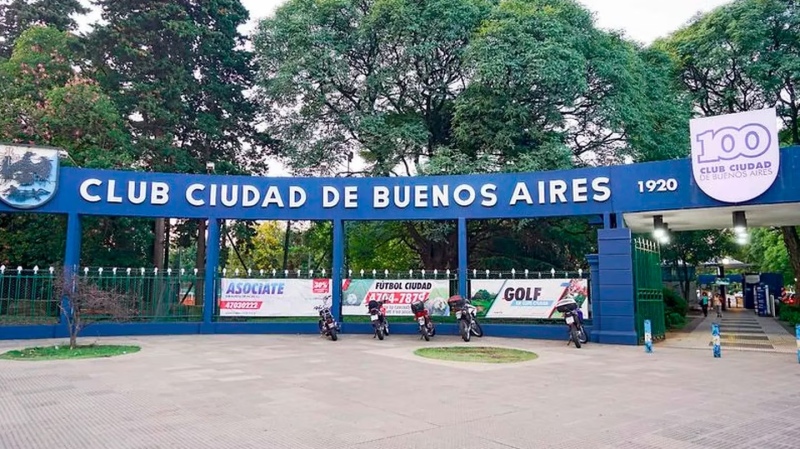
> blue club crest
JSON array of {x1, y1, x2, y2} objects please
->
[{"x1": 0, "y1": 144, "x2": 60, "y2": 209}]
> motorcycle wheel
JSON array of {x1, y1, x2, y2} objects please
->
[
  {"x1": 330, "y1": 328, "x2": 338, "y2": 341},
  {"x1": 578, "y1": 326, "x2": 588, "y2": 344},
  {"x1": 470, "y1": 320, "x2": 484, "y2": 337},
  {"x1": 421, "y1": 326, "x2": 430, "y2": 341},
  {"x1": 459, "y1": 320, "x2": 471, "y2": 342},
  {"x1": 570, "y1": 327, "x2": 582, "y2": 348},
  {"x1": 376, "y1": 327, "x2": 384, "y2": 340}
]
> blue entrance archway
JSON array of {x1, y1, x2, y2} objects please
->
[{"x1": 1, "y1": 131, "x2": 799, "y2": 344}]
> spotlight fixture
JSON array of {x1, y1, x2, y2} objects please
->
[
  {"x1": 735, "y1": 233, "x2": 749, "y2": 245},
  {"x1": 653, "y1": 215, "x2": 666, "y2": 239},
  {"x1": 732, "y1": 211, "x2": 747, "y2": 234},
  {"x1": 657, "y1": 222, "x2": 671, "y2": 245}
]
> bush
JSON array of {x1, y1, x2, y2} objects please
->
[
  {"x1": 778, "y1": 306, "x2": 800, "y2": 326},
  {"x1": 663, "y1": 288, "x2": 688, "y2": 315},
  {"x1": 662, "y1": 288, "x2": 688, "y2": 330},
  {"x1": 666, "y1": 312, "x2": 687, "y2": 329}
]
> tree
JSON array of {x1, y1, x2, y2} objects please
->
[
  {"x1": 345, "y1": 221, "x2": 420, "y2": 272},
  {"x1": 747, "y1": 227, "x2": 796, "y2": 285},
  {"x1": 660, "y1": 230, "x2": 737, "y2": 301},
  {"x1": 88, "y1": 0, "x2": 269, "y2": 270},
  {"x1": 0, "y1": 26, "x2": 144, "y2": 268},
  {"x1": 255, "y1": 0, "x2": 691, "y2": 269},
  {"x1": 658, "y1": 0, "x2": 800, "y2": 295},
  {"x1": 453, "y1": 0, "x2": 691, "y2": 165},
  {"x1": 0, "y1": 0, "x2": 88, "y2": 58},
  {"x1": 224, "y1": 221, "x2": 287, "y2": 274},
  {"x1": 53, "y1": 269, "x2": 137, "y2": 349},
  {"x1": 255, "y1": 0, "x2": 491, "y2": 175}
]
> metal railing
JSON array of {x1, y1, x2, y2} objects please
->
[
  {"x1": 218, "y1": 267, "x2": 588, "y2": 280},
  {"x1": 0, "y1": 267, "x2": 203, "y2": 325}
]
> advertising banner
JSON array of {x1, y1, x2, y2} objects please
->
[
  {"x1": 341, "y1": 279, "x2": 451, "y2": 316},
  {"x1": 469, "y1": 278, "x2": 589, "y2": 319},
  {"x1": 218, "y1": 278, "x2": 332, "y2": 317}
]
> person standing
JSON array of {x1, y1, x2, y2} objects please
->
[
  {"x1": 713, "y1": 294, "x2": 723, "y2": 318},
  {"x1": 700, "y1": 292, "x2": 709, "y2": 317}
]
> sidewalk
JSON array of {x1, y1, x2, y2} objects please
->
[{"x1": 663, "y1": 308, "x2": 797, "y2": 354}]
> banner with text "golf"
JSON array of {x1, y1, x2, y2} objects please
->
[
  {"x1": 469, "y1": 278, "x2": 589, "y2": 319},
  {"x1": 218, "y1": 278, "x2": 332, "y2": 317},
  {"x1": 341, "y1": 279, "x2": 451, "y2": 316}
]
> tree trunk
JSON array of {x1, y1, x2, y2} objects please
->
[
  {"x1": 153, "y1": 218, "x2": 166, "y2": 269},
  {"x1": 164, "y1": 219, "x2": 170, "y2": 269},
  {"x1": 69, "y1": 315, "x2": 79, "y2": 349},
  {"x1": 282, "y1": 221, "x2": 291, "y2": 271},
  {"x1": 781, "y1": 226, "x2": 800, "y2": 297},
  {"x1": 195, "y1": 219, "x2": 207, "y2": 306}
]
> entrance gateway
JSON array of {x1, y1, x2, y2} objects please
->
[{"x1": 1, "y1": 109, "x2": 798, "y2": 344}]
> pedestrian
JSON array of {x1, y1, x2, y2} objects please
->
[
  {"x1": 713, "y1": 294, "x2": 722, "y2": 318},
  {"x1": 700, "y1": 291, "x2": 709, "y2": 317}
]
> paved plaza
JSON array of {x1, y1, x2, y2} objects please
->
[
  {"x1": 663, "y1": 308, "x2": 798, "y2": 354},
  {"x1": 1, "y1": 328, "x2": 799, "y2": 449}
]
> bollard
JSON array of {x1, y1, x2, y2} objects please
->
[
  {"x1": 644, "y1": 319, "x2": 653, "y2": 353},
  {"x1": 796, "y1": 324, "x2": 799, "y2": 364},
  {"x1": 712, "y1": 323, "x2": 721, "y2": 358}
]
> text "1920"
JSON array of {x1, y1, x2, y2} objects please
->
[{"x1": 637, "y1": 179, "x2": 678, "y2": 193}]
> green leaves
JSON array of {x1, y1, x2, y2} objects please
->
[
  {"x1": 0, "y1": 0, "x2": 88, "y2": 58},
  {"x1": 89, "y1": 0, "x2": 265, "y2": 174}
]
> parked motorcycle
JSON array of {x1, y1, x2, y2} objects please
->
[
  {"x1": 411, "y1": 300, "x2": 436, "y2": 341},
  {"x1": 448, "y1": 295, "x2": 483, "y2": 342},
  {"x1": 555, "y1": 297, "x2": 588, "y2": 348},
  {"x1": 315, "y1": 296, "x2": 340, "y2": 341},
  {"x1": 367, "y1": 299, "x2": 389, "y2": 340}
]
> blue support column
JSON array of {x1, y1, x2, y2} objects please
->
[
  {"x1": 61, "y1": 213, "x2": 82, "y2": 326},
  {"x1": 332, "y1": 219, "x2": 344, "y2": 321},
  {"x1": 586, "y1": 254, "x2": 600, "y2": 340},
  {"x1": 202, "y1": 219, "x2": 221, "y2": 330},
  {"x1": 457, "y1": 217, "x2": 467, "y2": 298},
  {"x1": 595, "y1": 228, "x2": 638, "y2": 345}
]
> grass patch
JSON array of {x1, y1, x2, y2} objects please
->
[
  {"x1": 0, "y1": 344, "x2": 140, "y2": 361},
  {"x1": 414, "y1": 346, "x2": 538, "y2": 364}
]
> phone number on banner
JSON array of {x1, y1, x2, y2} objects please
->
[
  {"x1": 220, "y1": 301, "x2": 263, "y2": 310},
  {"x1": 366, "y1": 292, "x2": 430, "y2": 303}
]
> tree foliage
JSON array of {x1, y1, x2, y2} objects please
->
[
  {"x1": 87, "y1": 0, "x2": 270, "y2": 269},
  {"x1": 88, "y1": 0, "x2": 267, "y2": 174},
  {"x1": 254, "y1": 0, "x2": 689, "y2": 269},
  {"x1": 661, "y1": 230, "x2": 738, "y2": 301},
  {"x1": 746, "y1": 227, "x2": 798, "y2": 285},
  {"x1": 0, "y1": 26, "x2": 147, "y2": 267},
  {"x1": 0, "y1": 0, "x2": 88, "y2": 58}
]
